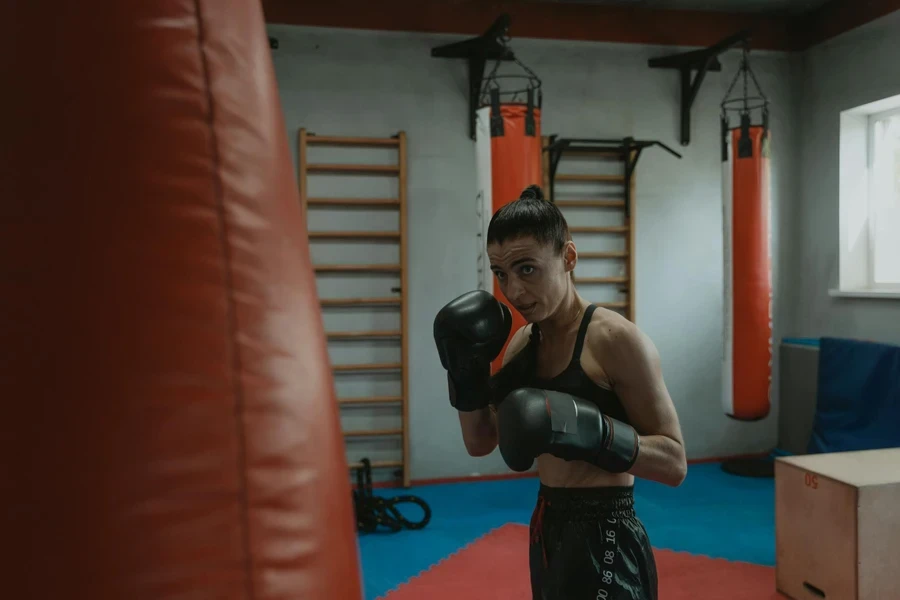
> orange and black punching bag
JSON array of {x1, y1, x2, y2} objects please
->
[
  {"x1": 2, "y1": 2, "x2": 362, "y2": 599},
  {"x1": 721, "y1": 115, "x2": 773, "y2": 421},
  {"x1": 475, "y1": 90, "x2": 543, "y2": 370}
]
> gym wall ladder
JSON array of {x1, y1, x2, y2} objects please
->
[
  {"x1": 298, "y1": 129, "x2": 410, "y2": 488},
  {"x1": 542, "y1": 137, "x2": 636, "y2": 322}
]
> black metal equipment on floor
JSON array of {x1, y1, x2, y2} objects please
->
[
  {"x1": 352, "y1": 458, "x2": 432, "y2": 533},
  {"x1": 721, "y1": 456, "x2": 775, "y2": 478}
]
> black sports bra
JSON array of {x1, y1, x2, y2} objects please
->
[{"x1": 491, "y1": 304, "x2": 632, "y2": 425}]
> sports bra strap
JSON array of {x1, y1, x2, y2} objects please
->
[
  {"x1": 571, "y1": 304, "x2": 597, "y2": 364},
  {"x1": 527, "y1": 303, "x2": 596, "y2": 362}
]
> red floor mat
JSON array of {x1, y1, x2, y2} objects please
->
[{"x1": 379, "y1": 524, "x2": 787, "y2": 599}]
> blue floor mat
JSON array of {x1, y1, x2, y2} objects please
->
[{"x1": 358, "y1": 462, "x2": 775, "y2": 600}]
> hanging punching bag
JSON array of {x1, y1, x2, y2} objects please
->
[
  {"x1": 2, "y1": 2, "x2": 362, "y2": 599},
  {"x1": 475, "y1": 90, "x2": 543, "y2": 371},
  {"x1": 721, "y1": 117, "x2": 773, "y2": 421}
]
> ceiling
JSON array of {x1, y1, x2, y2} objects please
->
[
  {"x1": 263, "y1": 0, "x2": 898, "y2": 52},
  {"x1": 536, "y1": 0, "x2": 832, "y2": 15}
]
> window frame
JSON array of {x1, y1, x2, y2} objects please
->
[{"x1": 865, "y1": 106, "x2": 900, "y2": 291}]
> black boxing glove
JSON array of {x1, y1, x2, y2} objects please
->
[
  {"x1": 434, "y1": 290, "x2": 513, "y2": 411},
  {"x1": 497, "y1": 388, "x2": 640, "y2": 473}
]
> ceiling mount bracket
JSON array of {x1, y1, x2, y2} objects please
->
[
  {"x1": 431, "y1": 15, "x2": 516, "y2": 140},
  {"x1": 648, "y1": 29, "x2": 752, "y2": 146}
]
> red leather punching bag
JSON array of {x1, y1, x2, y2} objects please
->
[
  {"x1": 721, "y1": 125, "x2": 773, "y2": 422},
  {"x1": 1, "y1": 2, "x2": 362, "y2": 599},
  {"x1": 475, "y1": 101, "x2": 543, "y2": 372}
]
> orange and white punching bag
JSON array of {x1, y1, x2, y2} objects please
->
[
  {"x1": 475, "y1": 90, "x2": 543, "y2": 370},
  {"x1": 2, "y1": 2, "x2": 362, "y2": 599},
  {"x1": 721, "y1": 119, "x2": 773, "y2": 421}
]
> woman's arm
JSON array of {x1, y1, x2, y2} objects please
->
[
  {"x1": 457, "y1": 405, "x2": 499, "y2": 457},
  {"x1": 597, "y1": 320, "x2": 687, "y2": 487},
  {"x1": 457, "y1": 325, "x2": 531, "y2": 457}
]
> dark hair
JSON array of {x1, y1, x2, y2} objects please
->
[{"x1": 486, "y1": 184, "x2": 571, "y2": 254}]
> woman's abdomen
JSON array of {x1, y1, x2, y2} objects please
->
[{"x1": 537, "y1": 454, "x2": 634, "y2": 488}]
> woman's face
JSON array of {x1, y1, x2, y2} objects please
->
[{"x1": 487, "y1": 235, "x2": 576, "y2": 323}]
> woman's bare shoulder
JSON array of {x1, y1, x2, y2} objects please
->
[{"x1": 502, "y1": 323, "x2": 534, "y2": 367}]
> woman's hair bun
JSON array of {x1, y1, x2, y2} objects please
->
[{"x1": 519, "y1": 184, "x2": 544, "y2": 201}]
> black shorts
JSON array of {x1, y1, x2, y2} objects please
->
[{"x1": 528, "y1": 484, "x2": 658, "y2": 600}]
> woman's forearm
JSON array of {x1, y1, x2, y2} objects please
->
[
  {"x1": 458, "y1": 407, "x2": 498, "y2": 456},
  {"x1": 628, "y1": 434, "x2": 687, "y2": 487}
]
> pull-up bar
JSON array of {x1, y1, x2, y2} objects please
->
[{"x1": 545, "y1": 136, "x2": 682, "y2": 217}]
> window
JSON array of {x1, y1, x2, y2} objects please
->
[
  {"x1": 867, "y1": 107, "x2": 900, "y2": 288},
  {"x1": 837, "y1": 94, "x2": 900, "y2": 298}
]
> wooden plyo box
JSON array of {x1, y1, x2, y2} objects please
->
[{"x1": 775, "y1": 448, "x2": 900, "y2": 599}]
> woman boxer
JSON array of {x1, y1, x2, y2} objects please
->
[{"x1": 433, "y1": 185, "x2": 686, "y2": 600}]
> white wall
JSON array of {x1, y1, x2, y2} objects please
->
[
  {"x1": 789, "y1": 11, "x2": 900, "y2": 344},
  {"x1": 267, "y1": 24, "x2": 799, "y2": 481}
]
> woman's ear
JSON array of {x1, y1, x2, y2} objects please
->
[{"x1": 563, "y1": 241, "x2": 577, "y2": 273}]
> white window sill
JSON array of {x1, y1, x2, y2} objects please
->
[{"x1": 829, "y1": 288, "x2": 900, "y2": 300}]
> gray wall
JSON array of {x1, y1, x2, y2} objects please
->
[
  {"x1": 268, "y1": 24, "x2": 800, "y2": 481},
  {"x1": 787, "y1": 12, "x2": 900, "y2": 345}
]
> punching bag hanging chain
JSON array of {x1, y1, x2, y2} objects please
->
[
  {"x1": 479, "y1": 35, "x2": 542, "y2": 111},
  {"x1": 721, "y1": 44, "x2": 769, "y2": 159}
]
